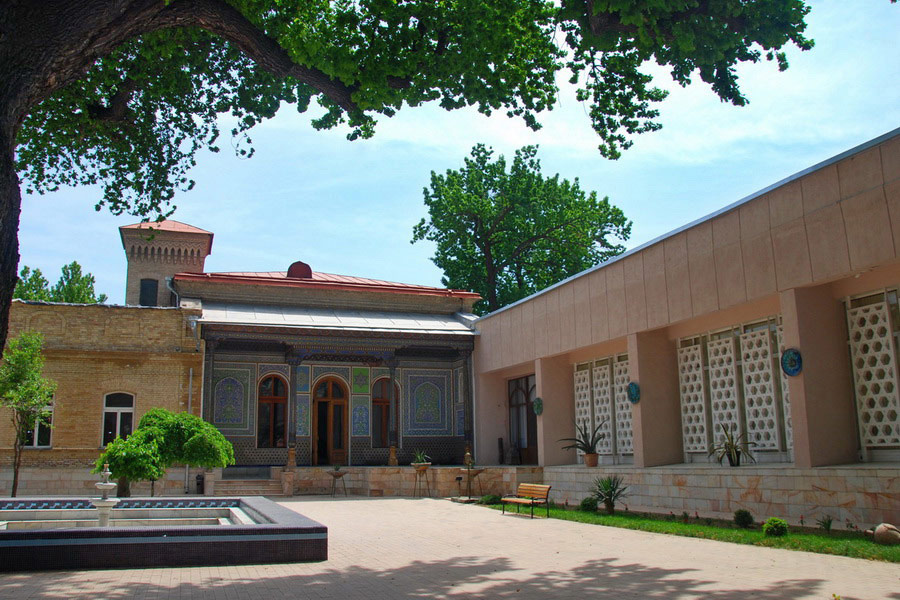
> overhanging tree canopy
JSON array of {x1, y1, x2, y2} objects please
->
[{"x1": 1, "y1": 0, "x2": 814, "y2": 347}]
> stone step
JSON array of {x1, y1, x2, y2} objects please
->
[{"x1": 214, "y1": 479, "x2": 284, "y2": 496}]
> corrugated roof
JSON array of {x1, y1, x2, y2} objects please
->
[{"x1": 198, "y1": 302, "x2": 477, "y2": 335}]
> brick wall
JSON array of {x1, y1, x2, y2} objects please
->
[{"x1": 0, "y1": 302, "x2": 203, "y2": 493}]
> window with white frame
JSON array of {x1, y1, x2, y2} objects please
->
[
  {"x1": 102, "y1": 393, "x2": 134, "y2": 446},
  {"x1": 24, "y1": 403, "x2": 53, "y2": 448}
]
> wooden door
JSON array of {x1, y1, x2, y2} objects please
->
[{"x1": 312, "y1": 378, "x2": 348, "y2": 466}]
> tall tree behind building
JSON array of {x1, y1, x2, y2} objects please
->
[
  {"x1": 14, "y1": 262, "x2": 108, "y2": 304},
  {"x1": 413, "y1": 144, "x2": 630, "y2": 314}
]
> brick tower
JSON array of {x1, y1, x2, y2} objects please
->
[{"x1": 119, "y1": 220, "x2": 213, "y2": 306}]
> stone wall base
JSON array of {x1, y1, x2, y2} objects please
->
[
  {"x1": 543, "y1": 463, "x2": 900, "y2": 529},
  {"x1": 1, "y1": 466, "x2": 207, "y2": 497}
]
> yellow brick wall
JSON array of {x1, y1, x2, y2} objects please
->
[{"x1": 0, "y1": 302, "x2": 203, "y2": 477}]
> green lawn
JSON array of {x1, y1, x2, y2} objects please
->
[{"x1": 481, "y1": 503, "x2": 900, "y2": 562}]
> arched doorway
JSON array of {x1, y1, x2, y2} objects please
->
[
  {"x1": 257, "y1": 374, "x2": 288, "y2": 448},
  {"x1": 371, "y1": 377, "x2": 401, "y2": 448},
  {"x1": 313, "y1": 377, "x2": 348, "y2": 465}
]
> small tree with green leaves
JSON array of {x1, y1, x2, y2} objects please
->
[
  {"x1": 0, "y1": 331, "x2": 57, "y2": 496},
  {"x1": 96, "y1": 408, "x2": 234, "y2": 496}
]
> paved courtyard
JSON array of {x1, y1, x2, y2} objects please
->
[{"x1": 0, "y1": 497, "x2": 897, "y2": 599}]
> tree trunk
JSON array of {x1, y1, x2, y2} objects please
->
[
  {"x1": 0, "y1": 121, "x2": 22, "y2": 354},
  {"x1": 11, "y1": 438, "x2": 23, "y2": 497}
]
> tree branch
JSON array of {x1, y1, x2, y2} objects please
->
[
  {"x1": 86, "y1": 76, "x2": 137, "y2": 124},
  {"x1": 149, "y1": 0, "x2": 359, "y2": 113},
  {"x1": 496, "y1": 213, "x2": 594, "y2": 269}
]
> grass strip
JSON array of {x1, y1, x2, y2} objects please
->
[{"x1": 481, "y1": 504, "x2": 900, "y2": 562}]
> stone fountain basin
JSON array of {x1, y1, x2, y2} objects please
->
[{"x1": 0, "y1": 497, "x2": 327, "y2": 571}]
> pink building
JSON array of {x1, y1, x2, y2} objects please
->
[{"x1": 473, "y1": 129, "x2": 900, "y2": 525}]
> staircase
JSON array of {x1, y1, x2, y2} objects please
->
[{"x1": 214, "y1": 478, "x2": 284, "y2": 496}]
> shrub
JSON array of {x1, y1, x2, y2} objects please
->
[
  {"x1": 478, "y1": 494, "x2": 501, "y2": 505},
  {"x1": 579, "y1": 496, "x2": 598, "y2": 512},
  {"x1": 816, "y1": 514, "x2": 833, "y2": 533},
  {"x1": 592, "y1": 475, "x2": 628, "y2": 515},
  {"x1": 734, "y1": 509, "x2": 754, "y2": 529},
  {"x1": 762, "y1": 517, "x2": 789, "y2": 537}
]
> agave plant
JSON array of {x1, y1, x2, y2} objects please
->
[
  {"x1": 592, "y1": 475, "x2": 628, "y2": 515},
  {"x1": 559, "y1": 419, "x2": 607, "y2": 454},
  {"x1": 708, "y1": 424, "x2": 757, "y2": 466}
]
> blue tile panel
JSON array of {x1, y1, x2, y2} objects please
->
[
  {"x1": 296, "y1": 394, "x2": 311, "y2": 436},
  {"x1": 296, "y1": 365, "x2": 310, "y2": 393},
  {"x1": 351, "y1": 395, "x2": 370, "y2": 436},
  {"x1": 403, "y1": 369, "x2": 454, "y2": 436},
  {"x1": 212, "y1": 365, "x2": 255, "y2": 434}
]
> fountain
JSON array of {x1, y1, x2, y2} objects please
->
[{"x1": 91, "y1": 463, "x2": 119, "y2": 527}]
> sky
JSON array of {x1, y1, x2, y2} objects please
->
[{"x1": 16, "y1": 1, "x2": 900, "y2": 306}]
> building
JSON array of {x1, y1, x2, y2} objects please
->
[
  {"x1": 473, "y1": 128, "x2": 900, "y2": 525},
  {"x1": 2, "y1": 129, "x2": 898, "y2": 525}
]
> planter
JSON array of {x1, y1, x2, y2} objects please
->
[
  {"x1": 411, "y1": 462, "x2": 431, "y2": 473},
  {"x1": 726, "y1": 450, "x2": 741, "y2": 467},
  {"x1": 583, "y1": 453, "x2": 599, "y2": 467}
]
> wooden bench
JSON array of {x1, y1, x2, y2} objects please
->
[{"x1": 501, "y1": 483, "x2": 551, "y2": 519}]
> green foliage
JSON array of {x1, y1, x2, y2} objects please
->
[
  {"x1": 412, "y1": 449, "x2": 431, "y2": 464},
  {"x1": 763, "y1": 517, "x2": 789, "y2": 537},
  {"x1": 592, "y1": 475, "x2": 628, "y2": 515},
  {"x1": 16, "y1": 1, "x2": 812, "y2": 227},
  {"x1": 14, "y1": 262, "x2": 107, "y2": 304},
  {"x1": 734, "y1": 509, "x2": 754, "y2": 529},
  {"x1": 95, "y1": 408, "x2": 235, "y2": 489},
  {"x1": 413, "y1": 144, "x2": 630, "y2": 313},
  {"x1": 478, "y1": 494, "x2": 502, "y2": 505},
  {"x1": 0, "y1": 331, "x2": 58, "y2": 496},
  {"x1": 93, "y1": 431, "x2": 165, "y2": 485},
  {"x1": 816, "y1": 514, "x2": 834, "y2": 533},
  {"x1": 579, "y1": 496, "x2": 599, "y2": 512},
  {"x1": 559, "y1": 419, "x2": 608, "y2": 455},
  {"x1": 708, "y1": 424, "x2": 757, "y2": 466}
]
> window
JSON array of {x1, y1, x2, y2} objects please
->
[
  {"x1": 139, "y1": 278, "x2": 158, "y2": 306},
  {"x1": 24, "y1": 404, "x2": 53, "y2": 448},
  {"x1": 102, "y1": 393, "x2": 134, "y2": 446},
  {"x1": 257, "y1": 375, "x2": 288, "y2": 448},
  {"x1": 508, "y1": 375, "x2": 537, "y2": 464},
  {"x1": 371, "y1": 378, "x2": 400, "y2": 448}
]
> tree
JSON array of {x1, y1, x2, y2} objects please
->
[
  {"x1": 413, "y1": 144, "x2": 630, "y2": 314},
  {"x1": 0, "y1": 331, "x2": 57, "y2": 497},
  {"x1": 96, "y1": 407, "x2": 234, "y2": 496},
  {"x1": 0, "y1": 1, "x2": 814, "y2": 349},
  {"x1": 14, "y1": 261, "x2": 108, "y2": 304}
]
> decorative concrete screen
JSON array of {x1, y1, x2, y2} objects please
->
[
  {"x1": 677, "y1": 318, "x2": 791, "y2": 460},
  {"x1": 847, "y1": 301, "x2": 900, "y2": 448},
  {"x1": 591, "y1": 362, "x2": 614, "y2": 454},
  {"x1": 677, "y1": 344, "x2": 709, "y2": 452},
  {"x1": 775, "y1": 326, "x2": 793, "y2": 449},
  {"x1": 571, "y1": 354, "x2": 631, "y2": 457},
  {"x1": 613, "y1": 359, "x2": 633, "y2": 454},
  {"x1": 573, "y1": 365, "x2": 592, "y2": 459},
  {"x1": 739, "y1": 329, "x2": 783, "y2": 450}
]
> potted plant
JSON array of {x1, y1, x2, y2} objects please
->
[
  {"x1": 411, "y1": 449, "x2": 431, "y2": 472},
  {"x1": 559, "y1": 419, "x2": 606, "y2": 467},
  {"x1": 708, "y1": 424, "x2": 757, "y2": 466}
]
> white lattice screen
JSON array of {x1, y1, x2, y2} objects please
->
[
  {"x1": 847, "y1": 303, "x2": 900, "y2": 447},
  {"x1": 775, "y1": 325, "x2": 793, "y2": 450},
  {"x1": 739, "y1": 329, "x2": 782, "y2": 450},
  {"x1": 573, "y1": 367, "x2": 592, "y2": 458},
  {"x1": 591, "y1": 363, "x2": 614, "y2": 454},
  {"x1": 613, "y1": 360, "x2": 633, "y2": 454},
  {"x1": 707, "y1": 337, "x2": 742, "y2": 442},
  {"x1": 677, "y1": 345, "x2": 709, "y2": 452}
]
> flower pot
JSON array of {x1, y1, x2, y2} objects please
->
[
  {"x1": 727, "y1": 450, "x2": 741, "y2": 467},
  {"x1": 583, "y1": 453, "x2": 599, "y2": 467},
  {"x1": 412, "y1": 462, "x2": 431, "y2": 473}
]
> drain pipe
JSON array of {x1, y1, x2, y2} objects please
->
[{"x1": 184, "y1": 367, "x2": 193, "y2": 493}]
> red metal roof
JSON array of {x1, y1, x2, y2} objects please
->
[
  {"x1": 173, "y1": 270, "x2": 480, "y2": 299},
  {"x1": 120, "y1": 220, "x2": 213, "y2": 235}
]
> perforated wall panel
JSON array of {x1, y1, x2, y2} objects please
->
[
  {"x1": 613, "y1": 360, "x2": 633, "y2": 454},
  {"x1": 775, "y1": 326, "x2": 793, "y2": 450},
  {"x1": 739, "y1": 329, "x2": 782, "y2": 450},
  {"x1": 591, "y1": 363, "x2": 614, "y2": 454},
  {"x1": 677, "y1": 345, "x2": 708, "y2": 452},
  {"x1": 707, "y1": 337, "x2": 742, "y2": 442},
  {"x1": 573, "y1": 368, "x2": 592, "y2": 458},
  {"x1": 848, "y1": 303, "x2": 900, "y2": 447}
]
